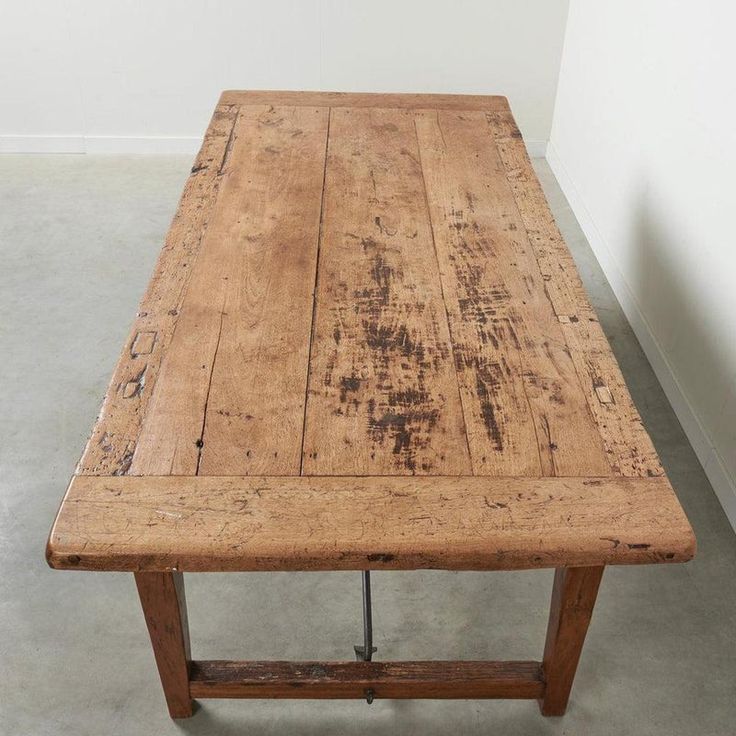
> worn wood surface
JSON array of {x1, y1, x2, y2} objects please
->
[
  {"x1": 130, "y1": 105, "x2": 329, "y2": 476},
  {"x1": 51, "y1": 90, "x2": 694, "y2": 574},
  {"x1": 189, "y1": 660, "x2": 544, "y2": 699},
  {"x1": 416, "y1": 111, "x2": 610, "y2": 476},
  {"x1": 218, "y1": 90, "x2": 511, "y2": 110},
  {"x1": 47, "y1": 475, "x2": 695, "y2": 572},
  {"x1": 539, "y1": 566, "x2": 605, "y2": 716},
  {"x1": 135, "y1": 572, "x2": 193, "y2": 718},
  {"x1": 77, "y1": 104, "x2": 238, "y2": 476},
  {"x1": 302, "y1": 107, "x2": 471, "y2": 474},
  {"x1": 487, "y1": 110, "x2": 663, "y2": 478}
]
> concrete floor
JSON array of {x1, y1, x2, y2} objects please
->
[{"x1": 1, "y1": 154, "x2": 734, "y2": 736}]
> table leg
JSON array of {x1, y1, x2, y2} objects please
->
[
  {"x1": 539, "y1": 565, "x2": 604, "y2": 716},
  {"x1": 134, "y1": 571, "x2": 193, "y2": 718}
]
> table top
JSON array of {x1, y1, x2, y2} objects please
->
[{"x1": 47, "y1": 91, "x2": 695, "y2": 572}]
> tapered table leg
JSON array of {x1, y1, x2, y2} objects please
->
[
  {"x1": 539, "y1": 566, "x2": 604, "y2": 716},
  {"x1": 135, "y1": 572, "x2": 193, "y2": 718}
]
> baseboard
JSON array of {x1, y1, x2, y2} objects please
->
[
  {"x1": 85, "y1": 137, "x2": 202, "y2": 154},
  {"x1": 0, "y1": 135, "x2": 202, "y2": 154},
  {"x1": 524, "y1": 140, "x2": 547, "y2": 159},
  {"x1": 546, "y1": 141, "x2": 736, "y2": 531},
  {"x1": 0, "y1": 135, "x2": 87, "y2": 153}
]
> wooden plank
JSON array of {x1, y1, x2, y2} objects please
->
[
  {"x1": 130, "y1": 106, "x2": 329, "y2": 476},
  {"x1": 135, "y1": 572, "x2": 193, "y2": 718},
  {"x1": 219, "y1": 90, "x2": 510, "y2": 111},
  {"x1": 47, "y1": 475, "x2": 695, "y2": 572},
  {"x1": 189, "y1": 660, "x2": 544, "y2": 699},
  {"x1": 539, "y1": 566, "x2": 604, "y2": 716},
  {"x1": 487, "y1": 109, "x2": 663, "y2": 478},
  {"x1": 302, "y1": 107, "x2": 471, "y2": 475},
  {"x1": 415, "y1": 110, "x2": 610, "y2": 476},
  {"x1": 77, "y1": 104, "x2": 238, "y2": 476}
]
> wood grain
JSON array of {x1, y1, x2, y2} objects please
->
[
  {"x1": 302, "y1": 107, "x2": 471, "y2": 474},
  {"x1": 415, "y1": 110, "x2": 610, "y2": 476},
  {"x1": 130, "y1": 106, "x2": 329, "y2": 475},
  {"x1": 135, "y1": 572, "x2": 192, "y2": 718},
  {"x1": 487, "y1": 109, "x2": 663, "y2": 478},
  {"x1": 54, "y1": 92, "x2": 692, "y2": 580},
  {"x1": 189, "y1": 660, "x2": 544, "y2": 699},
  {"x1": 77, "y1": 104, "x2": 238, "y2": 476},
  {"x1": 539, "y1": 566, "x2": 604, "y2": 716},
  {"x1": 219, "y1": 90, "x2": 510, "y2": 111},
  {"x1": 47, "y1": 475, "x2": 695, "y2": 572},
  {"x1": 71, "y1": 95, "x2": 668, "y2": 483}
]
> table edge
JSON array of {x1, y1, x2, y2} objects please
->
[
  {"x1": 218, "y1": 90, "x2": 512, "y2": 110},
  {"x1": 47, "y1": 474, "x2": 696, "y2": 573}
]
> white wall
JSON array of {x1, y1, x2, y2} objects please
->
[
  {"x1": 548, "y1": 1, "x2": 736, "y2": 526},
  {"x1": 0, "y1": 0, "x2": 569, "y2": 154}
]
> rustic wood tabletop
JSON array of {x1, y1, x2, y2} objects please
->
[{"x1": 47, "y1": 91, "x2": 695, "y2": 719}]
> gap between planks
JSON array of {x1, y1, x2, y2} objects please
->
[{"x1": 299, "y1": 108, "x2": 333, "y2": 475}]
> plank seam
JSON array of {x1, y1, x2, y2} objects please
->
[
  {"x1": 299, "y1": 107, "x2": 332, "y2": 476},
  {"x1": 196, "y1": 310, "x2": 225, "y2": 475},
  {"x1": 218, "y1": 115, "x2": 238, "y2": 175},
  {"x1": 413, "y1": 113, "x2": 475, "y2": 474},
  {"x1": 519, "y1": 355, "x2": 548, "y2": 474},
  {"x1": 165, "y1": 110, "x2": 239, "y2": 474}
]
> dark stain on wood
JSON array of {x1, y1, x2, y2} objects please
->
[
  {"x1": 112, "y1": 443, "x2": 135, "y2": 476},
  {"x1": 368, "y1": 408, "x2": 440, "y2": 470},
  {"x1": 339, "y1": 376, "x2": 362, "y2": 407},
  {"x1": 369, "y1": 253, "x2": 393, "y2": 305},
  {"x1": 363, "y1": 322, "x2": 426, "y2": 364},
  {"x1": 366, "y1": 552, "x2": 396, "y2": 562},
  {"x1": 474, "y1": 365, "x2": 503, "y2": 449}
]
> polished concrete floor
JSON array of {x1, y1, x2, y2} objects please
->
[{"x1": 1, "y1": 154, "x2": 734, "y2": 736}]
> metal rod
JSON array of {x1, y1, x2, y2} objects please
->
[
  {"x1": 354, "y1": 570, "x2": 377, "y2": 663},
  {"x1": 362, "y1": 570, "x2": 373, "y2": 661}
]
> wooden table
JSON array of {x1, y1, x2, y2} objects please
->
[{"x1": 47, "y1": 91, "x2": 695, "y2": 719}]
